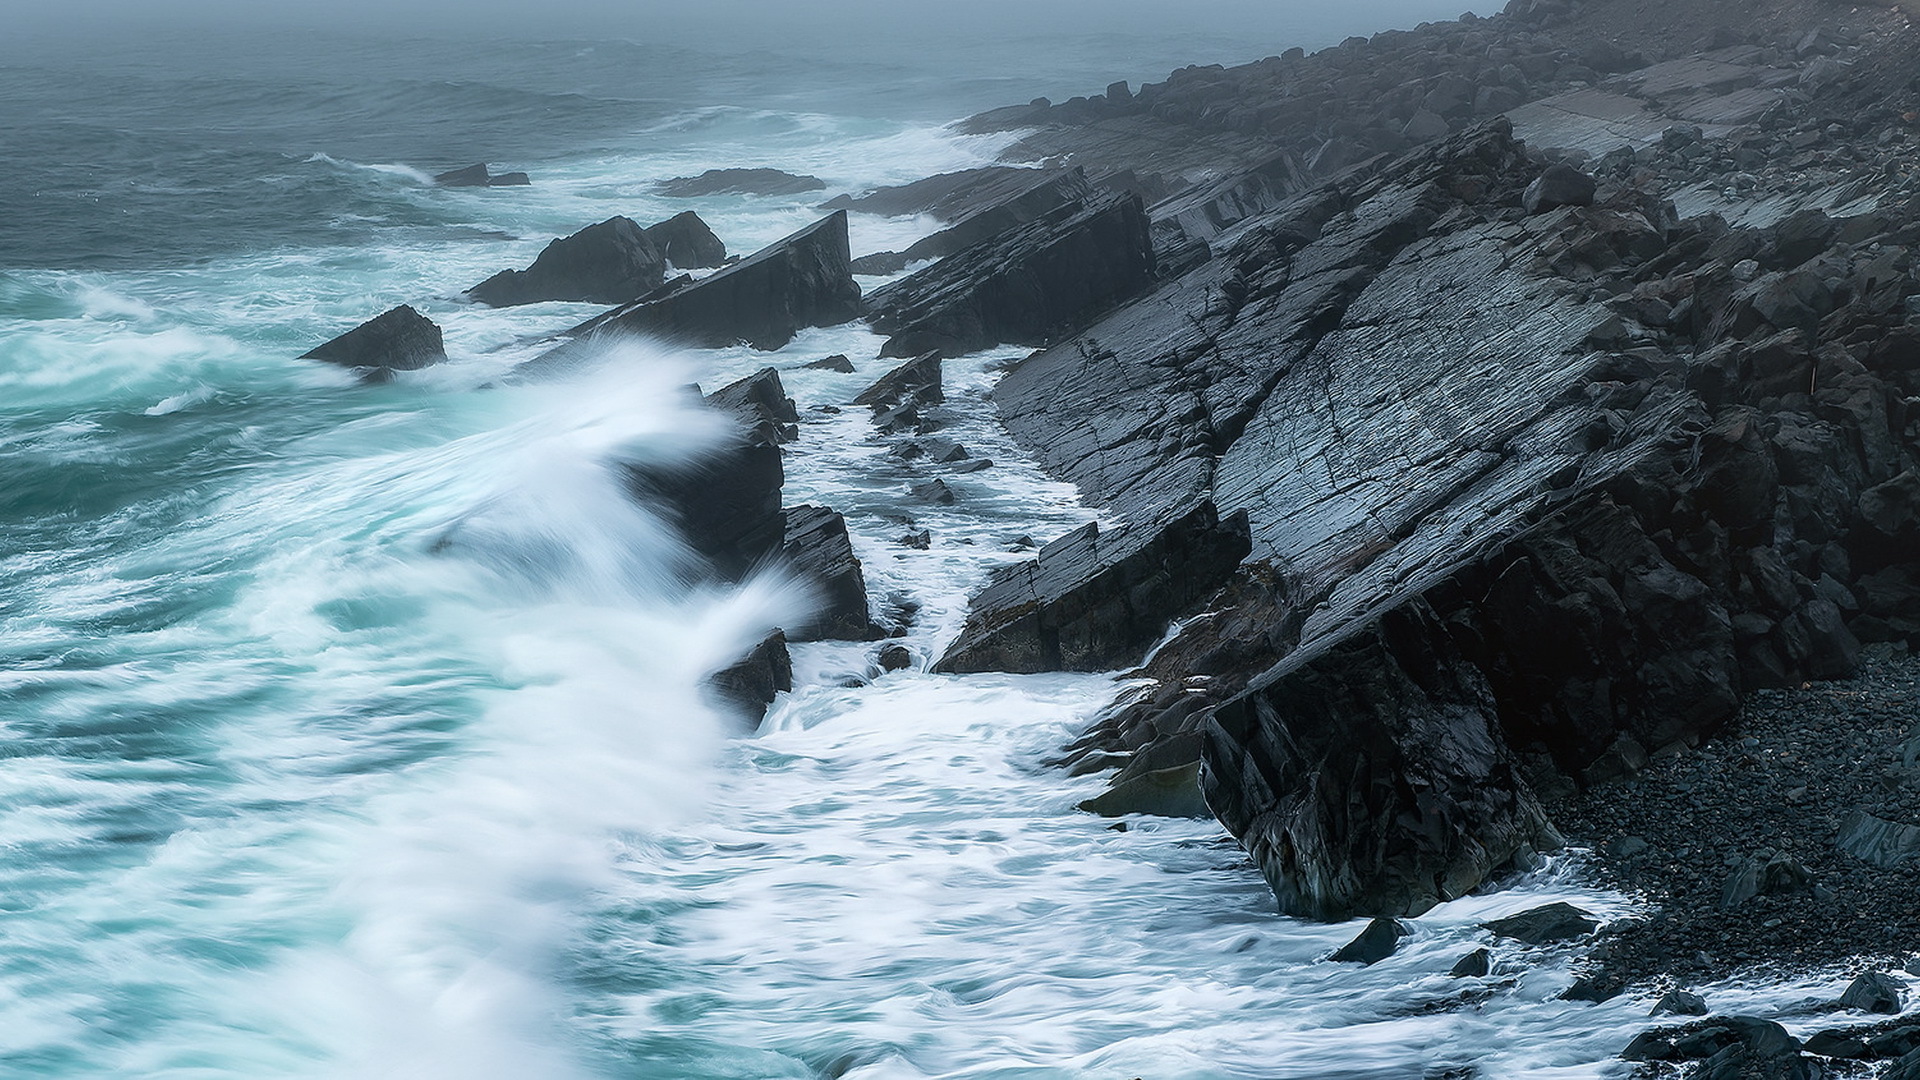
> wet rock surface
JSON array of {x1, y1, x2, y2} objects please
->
[
  {"x1": 644, "y1": 210, "x2": 728, "y2": 269},
  {"x1": 433, "y1": 163, "x2": 530, "y2": 187},
  {"x1": 467, "y1": 215, "x2": 667, "y2": 307},
  {"x1": 301, "y1": 304, "x2": 447, "y2": 373},
  {"x1": 529, "y1": 211, "x2": 860, "y2": 362},
  {"x1": 658, "y1": 168, "x2": 825, "y2": 197}
]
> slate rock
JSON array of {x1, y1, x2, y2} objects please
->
[
  {"x1": 1481, "y1": 903, "x2": 1599, "y2": 944},
  {"x1": 644, "y1": 210, "x2": 728, "y2": 269},
  {"x1": 850, "y1": 168, "x2": 1097, "y2": 282},
  {"x1": 434, "y1": 163, "x2": 493, "y2": 187},
  {"x1": 1329, "y1": 917, "x2": 1408, "y2": 965},
  {"x1": 706, "y1": 367, "x2": 800, "y2": 443},
  {"x1": 853, "y1": 352, "x2": 943, "y2": 410},
  {"x1": 1077, "y1": 762, "x2": 1210, "y2": 818},
  {"x1": 301, "y1": 304, "x2": 447, "y2": 372},
  {"x1": 1653, "y1": 991, "x2": 1711, "y2": 1017},
  {"x1": 820, "y1": 166, "x2": 1056, "y2": 221},
  {"x1": 623, "y1": 429, "x2": 784, "y2": 582},
  {"x1": 705, "y1": 630, "x2": 792, "y2": 724},
  {"x1": 876, "y1": 642, "x2": 913, "y2": 672},
  {"x1": 467, "y1": 216, "x2": 667, "y2": 307},
  {"x1": 659, "y1": 168, "x2": 825, "y2": 197},
  {"x1": 865, "y1": 193, "x2": 1156, "y2": 358},
  {"x1": 936, "y1": 501, "x2": 1251, "y2": 675},
  {"x1": 802, "y1": 353, "x2": 856, "y2": 373},
  {"x1": 1836, "y1": 808, "x2": 1920, "y2": 869},
  {"x1": 1523, "y1": 164, "x2": 1598, "y2": 213},
  {"x1": 781, "y1": 505, "x2": 875, "y2": 641},
  {"x1": 488, "y1": 171, "x2": 530, "y2": 187},
  {"x1": 531, "y1": 212, "x2": 861, "y2": 361}
]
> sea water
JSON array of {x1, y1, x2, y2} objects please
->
[{"x1": 0, "y1": 10, "x2": 1872, "y2": 1078}]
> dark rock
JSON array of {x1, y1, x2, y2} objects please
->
[
  {"x1": 1653, "y1": 991, "x2": 1711, "y2": 1017},
  {"x1": 1523, "y1": 164, "x2": 1598, "y2": 213},
  {"x1": 821, "y1": 167, "x2": 1060, "y2": 222},
  {"x1": 705, "y1": 630, "x2": 792, "y2": 724},
  {"x1": 919, "y1": 436, "x2": 969, "y2": 463},
  {"x1": 1623, "y1": 1016, "x2": 1801, "y2": 1062},
  {"x1": 1562, "y1": 973, "x2": 1627, "y2": 1003},
  {"x1": 434, "y1": 163, "x2": 492, "y2": 187},
  {"x1": 530, "y1": 212, "x2": 861, "y2": 361},
  {"x1": 301, "y1": 304, "x2": 447, "y2": 372},
  {"x1": 936, "y1": 501, "x2": 1251, "y2": 675},
  {"x1": 1838, "y1": 972, "x2": 1908, "y2": 1014},
  {"x1": 876, "y1": 642, "x2": 913, "y2": 672},
  {"x1": 1449, "y1": 948, "x2": 1492, "y2": 977},
  {"x1": 865, "y1": 193, "x2": 1156, "y2": 358},
  {"x1": 801, "y1": 353, "x2": 856, "y2": 373},
  {"x1": 467, "y1": 216, "x2": 667, "y2": 307},
  {"x1": 853, "y1": 352, "x2": 943, "y2": 410},
  {"x1": 623, "y1": 429, "x2": 784, "y2": 582},
  {"x1": 898, "y1": 529, "x2": 931, "y2": 549},
  {"x1": 951, "y1": 458, "x2": 994, "y2": 474},
  {"x1": 489, "y1": 171, "x2": 530, "y2": 187},
  {"x1": 909, "y1": 479, "x2": 956, "y2": 505},
  {"x1": 781, "y1": 505, "x2": 875, "y2": 641},
  {"x1": 1836, "y1": 808, "x2": 1920, "y2": 869},
  {"x1": 1077, "y1": 762, "x2": 1210, "y2": 818},
  {"x1": 658, "y1": 168, "x2": 826, "y2": 197},
  {"x1": 1720, "y1": 851, "x2": 1815, "y2": 909},
  {"x1": 1482, "y1": 903, "x2": 1600, "y2": 944},
  {"x1": 850, "y1": 169, "x2": 1098, "y2": 280},
  {"x1": 644, "y1": 210, "x2": 728, "y2": 269},
  {"x1": 706, "y1": 367, "x2": 800, "y2": 443},
  {"x1": 1329, "y1": 917, "x2": 1408, "y2": 965}
]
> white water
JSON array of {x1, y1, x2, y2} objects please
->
[{"x1": 2, "y1": 22, "x2": 1907, "y2": 1080}]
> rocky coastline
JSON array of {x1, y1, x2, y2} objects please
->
[{"x1": 298, "y1": 0, "x2": 1920, "y2": 1071}]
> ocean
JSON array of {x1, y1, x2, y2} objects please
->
[{"x1": 0, "y1": 7, "x2": 1857, "y2": 1077}]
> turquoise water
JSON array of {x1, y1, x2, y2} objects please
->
[{"x1": 0, "y1": 11, "x2": 1861, "y2": 1078}]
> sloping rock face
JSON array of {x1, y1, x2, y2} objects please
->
[
  {"x1": 935, "y1": 500, "x2": 1250, "y2": 674},
  {"x1": 623, "y1": 428, "x2": 785, "y2": 581},
  {"x1": 822, "y1": 166, "x2": 1056, "y2": 221},
  {"x1": 850, "y1": 168, "x2": 1096, "y2": 275},
  {"x1": 644, "y1": 210, "x2": 728, "y2": 269},
  {"x1": 301, "y1": 304, "x2": 447, "y2": 372},
  {"x1": 705, "y1": 367, "x2": 800, "y2": 443},
  {"x1": 974, "y1": 48, "x2": 1920, "y2": 919},
  {"x1": 864, "y1": 194, "x2": 1155, "y2": 358},
  {"x1": 467, "y1": 216, "x2": 668, "y2": 307},
  {"x1": 705, "y1": 630, "x2": 792, "y2": 724},
  {"x1": 529, "y1": 212, "x2": 861, "y2": 363}
]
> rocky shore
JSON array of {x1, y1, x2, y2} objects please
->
[{"x1": 296, "y1": 0, "x2": 1920, "y2": 1069}]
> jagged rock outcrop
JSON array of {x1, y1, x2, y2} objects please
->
[
  {"x1": 850, "y1": 168, "x2": 1097, "y2": 275},
  {"x1": 957, "y1": 23, "x2": 1920, "y2": 918},
  {"x1": 467, "y1": 216, "x2": 667, "y2": 307},
  {"x1": 864, "y1": 193, "x2": 1155, "y2": 357},
  {"x1": 781, "y1": 505, "x2": 876, "y2": 641},
  {"x1": 705, "y1": 367, "x2": 800, "y2": 443},
  {"x1": 527, "y1": 212, "x2": 861, "y2": 365},
  {"x1": 706, "y1": 630, "x2": 792, "y2": 724},
  {"x1": 623, "y1": 426, "x2": 785, "y2": 581},
  {"x1": 935, "y1": 500, "x2": 1250, "y2": 674},
  {"x1": 659, "y1": 168, "x2": 824, "y2": 197},
  {"x1": 301, "y1": 304, "x2": 447, "y2": 372},
  {"x1": 644, "y1": 210, "x2": 728, "y2": 269}
]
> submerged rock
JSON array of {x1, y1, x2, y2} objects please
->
[
  {"x1": 1481, "y1": 903, "x2": 1599, "y2": 944},
  {"x1": 300, "y1": 304, "x2": 447, "y2": 373},
  {"x1": 467, "y1": 216, "x2": 667, "y2": 307},
  {"x1": 659, "y1": 168, "x2": 825, "y2": 197},
  {"x1": 433, "y1": 163, "x2": 529, "y2": 187},
  {"x1": 1329, "y1": 917, "x2": 1408, "y2": 965}
]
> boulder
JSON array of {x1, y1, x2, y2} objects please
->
[
  {"x1": 1622, "y1": 1016, "x2": 1813, "y2": 1079},
  {"x1": 864, "y1": 193, "x2": 1156, "y2": 358},
  {"x1": 1838, "y1": 972, "x2": 1908, "y2": 1015},
  {"x1": 623, "y1": 428, "x2": 784, "y2": 582},
  {"x1": 467, "y1": 216, "x2": 667, "y2": 307},
  {"x1": 658, "y1": 168, "x2": 825, "y2": 197},
  {"x1": 1448, "y1": 949, "x2": 1492, "y2": 977},
  {"x1": 853, "y1": 352, "x2": 943, "y2": 410},
  {"x1": 530, "y1": 212, "x2": 861, "y2": 362},
  {"x1": 1077, "y1": 762, "x2": 1210, "y2": 818},
  {"x1": 1329, "y1": 917, "x2": 1408, "y2": 965},
  {"x1": 781, "y1": 505, "x2": 875, "y2": 641},
  {"x1": 489, "y1": 171, "x2": 531, "y2": 187},
  {"x1": 876, "y1": 642, "x2": 913, "y2": 672},
  {"x1": 1653, "y1": 991, "x2": 1710, "y2": 1017},
  {"x1": 1482, "y1": 903, "x2": 1600, "y2": 944},
  {"x1": 801, "y1": 353, "x2": 856, "y2": 373},
  {"x1": 1523, "y1": 163, "x2": 1597, "y2": 213},
  {"x1": 300, "y1": 304, "x2": 447, "y2": 372},
  {"x1": 644, "y1": 210, "x2": 728, "y2": 269},
  {"x1": 705, "y1": 630, "x2": 792, "y2": 724},
  {"x1": 935, "y1": 501, "x2": 1251, "y2": 674},
  {"x1": 1836, "y1": 808, "x2": 1920, "y2": 869}
]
